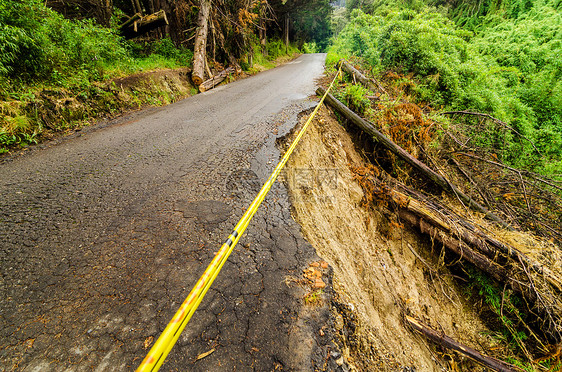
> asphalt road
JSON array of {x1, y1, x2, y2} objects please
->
[{"x1": 0, "y1": 54, "x2": 344, "y2": 371}]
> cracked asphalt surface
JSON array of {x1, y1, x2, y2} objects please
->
[{"x1": 0, "y1": 54, "x2": 344, "y2": 371}]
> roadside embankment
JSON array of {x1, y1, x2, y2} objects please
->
[
  {"x1": 283, "y1": 106, "x2": 497, "y2": 371},
  {"x1": 0, "y1": 67, "x2": 195, "y2": 154}
]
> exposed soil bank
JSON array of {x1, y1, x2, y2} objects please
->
[
  {"x1": 1, "y1": 67, "x2": 196, "y2": 157},
  {"x1": 284, "y1": 106, "x2": 497, "y2": 371}
]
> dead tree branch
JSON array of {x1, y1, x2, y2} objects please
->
[
  {"x1": 405, "y1": 316, "x2": 524, "y2": 371},
  {"x1": 317, "y1": 87, "x2": 512, "y2": 230},
  {"x1": 455, "y1": 152, "x2": 562, "y2": 192},
  {"x1": 442, "y1": 111, "x2": 541, "y2": 155}
]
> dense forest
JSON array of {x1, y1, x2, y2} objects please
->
[{"x1": 329, "y1": 0, "x2": 561, "y2": 176}]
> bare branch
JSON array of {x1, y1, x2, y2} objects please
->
[{"x1": 442, "y1": 110, "x2": 542, "y2": 155}]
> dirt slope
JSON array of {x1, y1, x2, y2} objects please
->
[{"x1": 284, "y1": 106, "x2": 496, "y2": 371}]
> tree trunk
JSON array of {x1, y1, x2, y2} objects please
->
[
  {"x1": 317, "y1": 87, "x2": 511, "y2": 230},
  {"x1": 101, "y1": 0, "x2": 112, "y2": 26},
  {"x1": 198, "y1": 67, "x2": 235, "y2": 92},
  {"x1": 339, "y1": 59, "x2": 387, "y2": 94},
  {"x1": 283, "y1": 14, "x2": 289, "y2": 53},
  {"x1": 405, "y1": 316, "x2": 523, "y2": 372},
  {"x1": 259, "y1": 12, "x2": 267, "y2": 56},
  {"x1": 120, "y1": 10, "x2": 168, "y2": 39},
  {"x1": 192, "y1": 0, "x2": 211, "y2": 86},
  {"x1": 146, "y1": 0, "x2": 155, "y2": 15},
  {"x1": 132, "y1": 0, "x2": 143, "y2": 15}
]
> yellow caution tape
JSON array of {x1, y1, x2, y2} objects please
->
[{"x1": 137, "y1": 63, "x2": 342, "y2": 372}]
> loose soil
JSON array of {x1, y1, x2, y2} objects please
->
[{"x1": 284, "y1": 106, "x2": 498, "y2": 371}]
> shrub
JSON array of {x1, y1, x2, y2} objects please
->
[
  {"x1": 328, "y1": 6, "x2": 562, "y2": 174},
  {"x1": 151, "y1": 37, "x2": 193, "y2": 66},
  {"x1": 342, "y1": 84, "x2": 372, "y2": 116},
  {"x1": 0, "y1": 0, "x2": 127, "y2": 86},
  {"x1": 303, "y1": 42, "x2": 319, "y2": 53}
]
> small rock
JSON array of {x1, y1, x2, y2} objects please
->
[
  {"x1": 320, "y1": 261, "x2": 329, "y2": 269},
  {"x1": 335, "y1": 356, "x2": 344, "y2": 366}
]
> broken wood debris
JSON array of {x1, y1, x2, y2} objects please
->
[
  {"x1": 405, "y1": 315, "x2": 523, "y2": 372},
  {"x1": 199, "y1": 67, "x2": 235, "y2": 92},
  {"x1": 317, "y1": 87, "x2": 511, "y2": 230},
  {"x1": 351, "y1": 166, "x2": 562, "y2": 340},
  {"x1": 316, "y1": 85, "x2": 562, "y2": 342},
  {"x1": 119, "y1": 10, "x2": 168, "y2": 40}
]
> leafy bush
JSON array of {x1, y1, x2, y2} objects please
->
[
  {"x1": 247, "y1": 38, "x2": 300, "y2": 71},
  {"x1": 303, "y1": 42, "x2": 319, "y2": 54},
  {"x1": 340, "y1": 84, "x2": 373, "y2": 116},
  {"x1": 0, "y1": 0, "x2": 198, "y2": 151},
  {"x1": 265, "y1": 39, "x2": 299, "y2": 59},
  {"x1": 151, "y1": 37, "x2": 193, "y2": 66},
  {"x1": 0, "y1": 0, "x2": 127, "y2": 88},
  {"x1": 328, "y1": 5, "x2": 562, "y2": 174}
]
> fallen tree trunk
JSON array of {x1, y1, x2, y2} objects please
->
[
  {"x1": 198, "y1": 67, "x2": 235, "y2": 92},
  {"x1": 119, "y1": 12, "x2": 141, "y2": 30},
  {"x1": 398, "y1": 208, "x2": 519, "y2": 293},
  {"x1": 405, "y1": 316, "x2": 523, "y2": 372},
  {"x1": 120, "y1": 10, "x2": 168, "y2": 39},
  {"x1": 353, "y1": 168, "x2": 562, "y2": 340},
  {"x1": 338, "y1": 59, "x2": 386, "y2": 94},
  {"x1": 192, "y1": 0, "x2": 211, "y2": 86},
  {"x1": 317, "y1": 87, "x2": 511, "y2": 230}
]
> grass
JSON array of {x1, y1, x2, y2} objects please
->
[{"x1": 304, "y1": 290, "x2": 324, "y2": 305}]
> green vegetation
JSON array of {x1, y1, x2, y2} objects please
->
[
  {"x1": 304, "y1": 289, "x2": 324, "y2": 305},
  {"x1": 0, "y1": 0, "x2": 302, "y2": 153},
  {"x1": 328, "y1": 0, "x2": 562, "y2": 175},
  {"x1": 240, "y1": 39, "x2": 300, "y2": 72},
  {"x1": 466, "y1": 267, "x2": 530, "y2": 354},
  {"x1": 289, "y1": 0, "x2": 333, "y2": 51},
  {"x1": 338, "y1": 83, "x2": 373, "y2": 116},
  {"x1": 327, "y1": 0, "x2": 562, "y2": 367},
  {"x1": 0, "y1": 0, "x2": 192, "y2": 151},
  {"x1": 0, "y1": 1, "x2": 193, "y2": 94},
  {"x1": 1, "y1": 0, "x2": 124, "y2": 90},
  {"x1": 465, "y1": 265, "x2": 562, "y2": 370}
]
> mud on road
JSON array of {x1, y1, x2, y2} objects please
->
[{"x1": 0, "y1": 54, "x2": 347, "y2": 371}]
